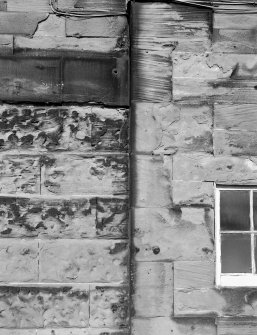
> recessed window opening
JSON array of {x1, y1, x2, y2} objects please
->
[{"x1": 216, "y1": 186, "x2": 257, "y2": 287}]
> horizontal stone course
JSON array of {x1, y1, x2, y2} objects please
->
[
  {"x1": 66, "y1": 16, "x2": 128, "y2": 38},
  {"x1": 0, "y1": 286, "x2": 89, "y2": 328},
  {"x1": 0, "y1": 55, "x2": 129, "y2": 106},
  {"x1": 133, "y1": 207, "x2": 214, "y2": 261},
  {"x1": 0, "y1": 105, "x2": 128, "y2": 152},
  {"x1": 0, "y1": 196, "x2": 128, "y2": 239},
  {"x1": 39, "y1": 240, "x2": 128, "y2": 283},
  {"x1": 132, "y1": 317, "x2": 216, "y2": 335},
  {"x1": 173, "y1": 153, "x2": 257, "y2": 183}
]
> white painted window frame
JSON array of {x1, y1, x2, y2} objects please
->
[{"x1": 215, "y1": 186, "x2": 257, "y2": 288}]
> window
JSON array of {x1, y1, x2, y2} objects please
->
[{"x1": 215, "y1": 186, "x2": 257, "y2": 287}]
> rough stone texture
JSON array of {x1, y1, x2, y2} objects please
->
[
  {"x1": 7, "y1": 0, "x2": 50, "y2": 12},
  {"x1": 0, "y1": 105, "x2": 128, "y2": 153},
  {"x1": 133, "y1": 262, "x2": 173, "y2": 317},
  {"x1": 173, "y1": 153, "x2": 257, "y2": 183},
  {"x1": 0, "y1": 35, "x2": 13, "y2": 55},
  {"x1": 0, "y1": 154, "x2": 40, "y2": 194},
  {"x1": 39, "y1": 240, "x2": 128, "y2": 283},
  {"x1": 62, "y1": 56, "x2": 129, "y2": 106},
  {"x1": 0, "y1": 286, "x2": 89, "y2": 328},
  {"x1": 14, "y1": 36, "x2": 123, "y2": 54},
  {"x1": 214, "y1": 103, "x2": 257, "y2": 131},
  {"x1": 0, "y1": 239, "x2": 38, "y2": 282},
  {"x1": 57, "y1": 0, "x2": 127, "y2": 14},
  {"x1": 214, "y1": 130, "x2": 257, "y2": 156},
  {"x1": 96, "y1": 197, "x2": 128, "y2": 239},
  {"x1": 90, "y1": 285, "x2": 129, "y2": 328},
  {"x1": 212, "y1": 28, "x2": 257, "y2": 54},
  {"x1": 0, "y1": 196, "x2": 128, "y2": 239},
  {"x1": 174, "y1": 261, "x2": 215, "y2": 290},
  {"x1": 0, "y1": 12, "x2": 48, "y2": 36},
  {"x1": 38, "y1": 330, "x2": 129, "y2": 335},
  {"x1": 133, "y1": 102, "x2": 213, "y2": 154},
  {"x1": 133, "y1": 207, "x2": 214, "y2": 261},
  {"x1": 172, "y1": 181, "x2": 214, "y2": 207},
  {"x1": 217, "y1": 318, "x2": 257, "y2": 335},
  {"x1": 132, "y1": 317, "x2": 216, "y2": 335},
  {"x1": 174, "y1": 288, "x2": 257, "y2": 317},
  {"x1": 66, "y1": 16, "x2": 128, "y2": 38},
  {"x1": 132, "y1": 155, "x2": 172, "y2": 207},
  {"x1": 173, "y1": 53, "x2": 257, "y2": 80},
  {"x1": 41, "y1": 154, "x2": 128, "y2": 196}
]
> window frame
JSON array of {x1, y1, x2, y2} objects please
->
[{"x1": 215, "y1": 186, "x2": 257, "y2": 288}]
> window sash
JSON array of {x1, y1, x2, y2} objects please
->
[{"x1": 216, "y1": 186, "x2": 257, "y2": 287}]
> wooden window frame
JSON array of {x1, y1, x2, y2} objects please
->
[{"x1": 215, "y1": 186, "x2": 257, "y2": 288}]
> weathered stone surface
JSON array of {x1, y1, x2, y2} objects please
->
[
  {"x1": 39, "y1": 240, "x2": 128, "y2": 283},
  {"x1": 0, "y1": 57, "x2": 61, "y2": 102},
  {"x1": 173, "y1": 153, "x2": 257, "y2": 183},
  {"x1": 0, "y1": 239, "x2": 38, "y2": 282},
  {"x1": 0, "y1": 154, "x2": 40, "y2": 194},
  {"x1": 0, "y1": 331, "x2": 35, "y2": 335},
  {"x1": 133, "y1": 262, "x2": 173, "y2": 317},
  {"x1": 41, "y1": 154, "x2": 128, "y2": 196},
  {"x1": 133, "y1": 207, "x2": 214, "y2": 261},
  {"x1": 7, "y1": 0, "x2": 50, "y2": 12},
  {"x1": 90, "y1": 285, "x2": 129, "y2": 328},
  {"x1": 217, "y1": 318, "x2": 257, "y2": 335},
  {"x1": 38, "y1": 330, "x2": 129, "y2": 335},
  {"x1": 14, "y1": 36, "x2": 123, "y2": 54},
  {"x1": 0, "y1": 35, "x2": 13, "y2": 55},
  {"x1": 173, "y1": 53, "x2": 257, "y2": 80},
  {"x1": 66, "y1": 16, "x2": 128, "y2": 38},
  {"x1": 96, "y1": 197, "x2": 128, "y2": 239},
  {"x1": 214, "y1": 130, "x2": 257, "y2": 156},
  {"x1": 57, "y1": 0, "x2": 127, "y2": 14},
  {"x1": 214, "y1": 13, "x2": 257, "y2": 29},
  {"x1": 0, "y1": 12, "x2": 48, "y2": 36},
  {"x1": 212, "y1": 28, "x2": 257, "y2": 54},
  {"x1": 62, "y1": 55, "x2": 129, "y2": 106},
  {"x1": 34, "y1": 15, "x2": 65, "y2": 37},
  {"x1": 214, "y1": 103, "x2": 257, "y2": 131},
  {"x1": 0, "y1": 105, "x2": 128, "y2": 152},
  {"x1": 174, "y1": 261, "x2": 215, "y2": 290},
  {"x1": 0, "y1": 196, "x2": 96, "y2": 238},
  {"x1": 172, "y1": 181, "x2": 214, "y2": 207},
  {"x1": 0, "y1": 1, "x2": 7, "y2": 11},
  {"x1": 133, "y1": 102, "x2": 212, "y2": 154},
  {"x1": 174, "y1": 288, "x2": 257, "y2": 316},
  {"x1": 0, "y1": 286, "x2": 89, "y2": 328},
  {"x1": 132, "y1": 155, "x2": 172, "y2": 207},
  {"x1": 173, "y1": 77, "x2": 257, "y2": 103},
  {"x1": 132, "y1": 317, "x2": 216, "y2": 335},
  {"x1": 0, "y1": 196, "x2": 128, "y2": 239}
]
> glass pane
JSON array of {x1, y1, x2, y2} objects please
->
[
  {"x1": 221, "y1": 234, "x2": 251, "y2": 273},
  {"x1": 220, "y1": 190, "x2": 250, "y2": 231},
  {"x1": 252, "y1": 192, "x2": 257, "y2": 230}
]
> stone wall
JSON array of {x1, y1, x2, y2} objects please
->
[
  {"x1": 131, "y1": 2, "x2": 257, "y2": 335},
  {"x1": 0, "y1": 1, "x2": 130, "y2": 334}
]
